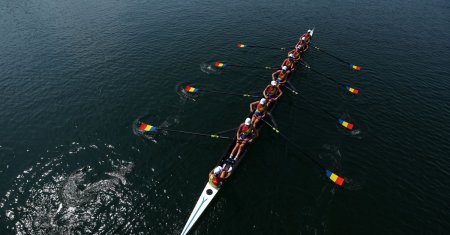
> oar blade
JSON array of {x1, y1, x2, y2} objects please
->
[
  {"x1": 184, "y1": 85, "x2": 199, "y2": 93},
  {"x1": 326, "y1": 170, "x2": 345, "y2": 186},
  {"x1": 214, "y1": 62, "x2": 226, "y2": 68},
  {"x1": 346, "y1": 86, "x2": 359, "y2": 95},
  {"x1": 338, "y1": 119, "x2": 354, "y2": 130},
  {"x1": 139, "y1": 122, "x2": 157, "y2": 132},
  {"x1": 236, "y1": 43, "x2": 246, "y2": 48},
  {"x1": 350, "y1": 64, "x2": 362, "y2": 71}
]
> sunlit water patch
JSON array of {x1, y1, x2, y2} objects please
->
[{"x1": 0, "y1": 143, "x2": 141, "y2": 234}]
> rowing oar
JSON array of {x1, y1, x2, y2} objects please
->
[
  {"x1": 261, "y1": 119, "x2": 345, "y2": 186},
  {"x1": 284, "y1": 83, "x2": 299, "y2": 95},
  {"x1": 236, "y1": 43, "x2": 287, "y2": 51},
  {"x1": 285, "y1": 81, "x2": 299, "y2": 95},
  {"x1": 290, "y1": 97, "x2": 355, "y2": 131},
  {"x1": 138, "y1": 122, "x2": 232, "y2": 139},
  {"x1": 311, "y1": 44, "x2": 362, "y2": 71},
  {"x1": 183, "y1": 85, "x2": 259, "y2": 98},
  {"x1": 299, "y1": 60, "x2": 360, "y2": 95},
  {"x1": 213, "y1": 61, "x2": 278, "y2": 70}
]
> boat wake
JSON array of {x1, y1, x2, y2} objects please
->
[
  {"x1": 200, "y1": 62, "x2": 221, "y2": 75},
  {"x1": 337, "y1": 112, "x2": 364, "y2": 139},
  {"x1": 176, "y1": 82, "x2": 198, "y2": 102},
  {"x1": 132, "y1": 117, "x2": 158, "y2": 143}
]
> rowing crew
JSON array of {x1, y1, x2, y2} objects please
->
[{"x1": 208, "y1": 29, "x2": 311, "y2": 188}]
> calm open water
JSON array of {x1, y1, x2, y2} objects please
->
[{"x1": 1, "y1": 0, "x2": 449, "y2": 234}]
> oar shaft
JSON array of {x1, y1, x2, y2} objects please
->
[
  {"x1": 284, "y1": 84, "x2": 299, "y2": 95},
  {"x1": 293, "y1": 96, "x2": 337, "y2": 119},
  {"x1": 261, "y1": 119, "x2": 324, "y2": 169},
  {"x1": 215, "y1": 126, "x2": 239, "y2": 135},
  {"x1": 312, "y1": 44, "x2": 361, "y2": 71},
  {"x1": 312, "y1": 45, "x2": 350, "y2": 65},
  {"x1": 202, "y1": 90, "x2": 259, "y2": 97},
  {"x1": 246, "y1": 45, "x2": 286, "y2": 50},
  {"x1": 310, "y1": 67, "x2": 342, "y2": 86},
  {"x1": 159, "y1": 128, "x2": 232, "y2": 139},
  {"x1": 227, "y1": 64, "x2": 277, "y2": 70},
  {"x1": 299, "y1": 60, "x2": 343, "y2": 86}
]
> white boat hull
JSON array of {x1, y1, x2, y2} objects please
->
[{"x1": 181, "y1": 183, "x2": 219, "y2": 235}]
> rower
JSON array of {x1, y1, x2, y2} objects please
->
[
  {"x1": 249, "y1": 98, "x2": 268, "y2": 129},
  {"x1": 271, "y1": 66, "x2": 289, "y2": 85},
  {"x1": 296, "y1": 37, "x2": 307, "y2": 51},
  {"x1": 228, "y1": 118, "x2": 257, "y2": 160},
  {"x1": 263, "y1": 80, "x2": 283, "y2": 107},
  {"x1": 296, "y1": 44, "x2": 305, "y2": 55},
  {"x1": 288, "y1": 45, "x2": 302, "y2": 62},
  {"x1": 281, "y1": 54, "x2": 296, "y2": 72},
  {"x1": 300, "y1": 29, "x2": 312, "y2": 45},
  {"x1": 220, "y1": 158, "x2": 234, "y2": 178}
]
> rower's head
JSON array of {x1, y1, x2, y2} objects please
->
[
  {"x1": 213, "y1": 166, "x2": 223, "y2": 175},
  {"x1": 301, "y1": 36, "x2": 306, "y2": 41},
  {"x1": 244, "y1": 118, "x2": 251, "y2": 126},
  {"x1": 271, "y1": 80, "x2": 277, "y2": 87},
  {"x1": 259, "y1": 98, "x2": 267, "y2": 105},
  {"x1": 282, "y1": 66, "x2": 288, "y2": 72},
  {"x1": 288, "y1": 53, "x2": 294, "y2": 60},
  {"x1": 296, "y1": 45, "x2": 302, "y2": 51},
  {"x1": 307, "y1": 29, "x2": 311, "y2": 35}
]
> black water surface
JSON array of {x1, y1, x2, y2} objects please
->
[{"x1": 1, "y1": 0, "x2": 449, "y2": 234}]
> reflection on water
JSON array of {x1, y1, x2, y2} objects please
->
[
  {"x1": 1, "y1": 142, "x2": 187, "y2": 234},
  {"x1": 1, "y1": 143, "x2": 137, "y2": 234}
]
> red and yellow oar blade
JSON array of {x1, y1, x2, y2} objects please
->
[
  {"x1": 236, "y1": 43, "x2": 247, "y2": 48},
  {"x1": 346, "y1": 86, "x2": 359, "y2": 95},
  {"x1": 139, "y1": 122, "x2": 157, "y2": 132},
  {"x1": 338, "y1": 119, "x2": 354, "y2": 130},
  {"x1": 184, "y1": 85, "x2": 199, "y2": 93},
  {"x1": 326, "y1": 170, "x2": 345, "y2": 186},
  {"x1": 214, "y1": 61, "x2": 226, "y2": 68},
  {"x1": 350, "y1": 64, "x2": 362, "y2": 71}
]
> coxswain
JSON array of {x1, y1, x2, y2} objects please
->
[
  {"x1": 263, "y1": 80, "x2": 283, "y2": 107},
  {"x1": 209, "y1": 166, "x2": 224, "y2": 188},
  {"x1": 271, "y1": 66, "x2": 289, "y2": 85},
  {"x1": 288, "y1": 45, "x2": 302, "y2": 62},
  {"x1": 281, "y1": 54, "x2": 296, "y2": 72},
  {"x1": 249, "y1": 98, "x2": 268, "y2": 128},
  {"x1": 228, "y1": 118, "x2": 257, "y2": 160}
]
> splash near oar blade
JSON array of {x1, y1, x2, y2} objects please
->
[
  {"x1": 326, "y1": 170, "x2": 345, "y2": 186},
  {"x1": 338, "y1": 119, "x2": 354, "y2": 130},
  {"x1": 351, "y1": 64, "x2": 362, "y2": 71},
  {"x1": 236, "y1": 43, "x2": 246, "y2": 48},
  {"x1": 214, "y1": 62, "x2": 226, "y2": 68},
  {"x1": 139, "y1": 123, "x2": 157, "y2": 132},
  {"x1": 184, "y1": 85, "x2": 199, "y2": 93},
  {"x1": 346, "y1": 86, "x2": 359, "y2": 95}
]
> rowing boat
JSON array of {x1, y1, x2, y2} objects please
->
[{"x1": 180, "y1": 28, "x2": 314, "y2": 235}]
